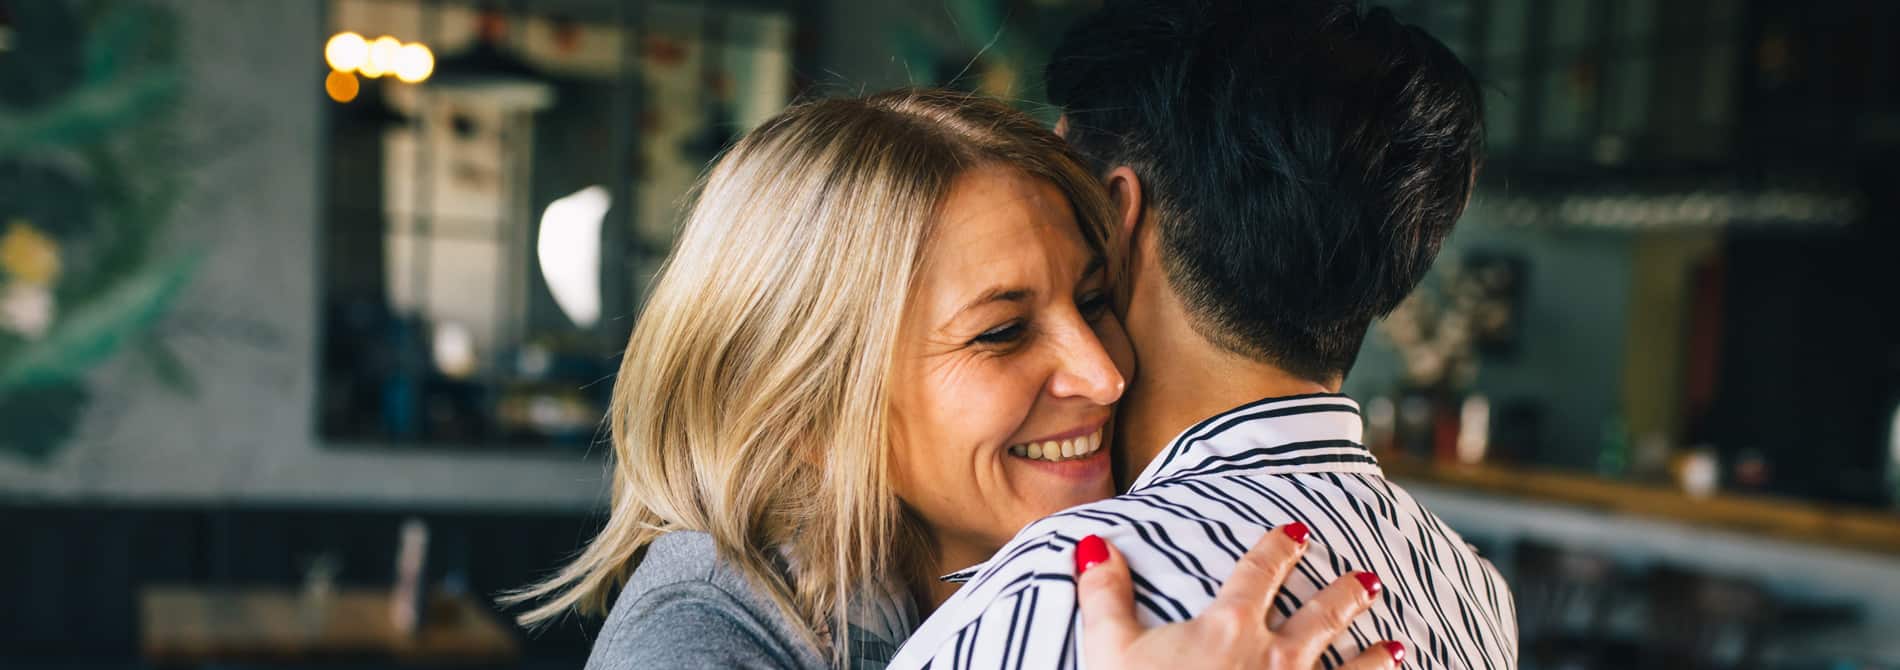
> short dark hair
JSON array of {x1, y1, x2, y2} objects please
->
[{"x1": 1046, "y1": 0, "x2": 1484, "y2": 382}]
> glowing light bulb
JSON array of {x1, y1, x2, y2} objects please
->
[
  {"x1": 324, "y1": 32, "x2": 368, "y2": 72},
  {"x1": 394, "y1": 43, "x2": 434, "y2": 83},
  {"x1": 324, "y1": 69, "x2": 360, "y2": 103},
  {"x1": 362, "y1": 35, "x2": 401, "y2": 78},
  {"x1": 432, "y1": 321, "x2": 478, "y2": 379}
]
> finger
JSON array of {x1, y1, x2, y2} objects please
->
[
  {"x1": 1335, "y1": 641, "x2": 1406, "y2": 670},
  {"x1": 1279, "y1": 571, "x2": 1384, "y2": 660},
  {"x1": 1075, "y1": 535, "x2": 1142, "y2": 665},
  {"x1": 1209, "y1": 522, "x2": 1310, "y2": 623}
]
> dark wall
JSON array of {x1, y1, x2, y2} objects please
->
[{"x1": 1708, "y1": 154, "x2": 1900, "y2": 506}]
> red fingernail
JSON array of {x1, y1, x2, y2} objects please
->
[
  {"x1": 1282, "y1": 521, "x2": 1310, "y2": 546},
  {"x1": 1075, "y1": 535, "x2": 1108, "y2": 576},
  {"x1": 1384, "y1": 641, "x2": 1406, "y2": 664},
  {"x1": 1355, "y1": 572, "x2": 1384, "y2": 599}
]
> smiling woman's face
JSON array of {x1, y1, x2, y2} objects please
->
[{"x1": 888, "y1": 165, "x2": 1135, "y2": 574}]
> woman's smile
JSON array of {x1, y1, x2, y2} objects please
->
[
  {"x1": 995, "y1": 419, "x2": 1109, "y2": 508},
  {"x1": 1006, "y1": 431, "x2": 1111, "y2": 481},
  {"x1": 1005, "y1": 421, "x2": 1107, "y2": 463}
]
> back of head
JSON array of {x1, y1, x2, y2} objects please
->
[{"x1": 1046, "y1": 0, "x2": 1484, "y2": 382}]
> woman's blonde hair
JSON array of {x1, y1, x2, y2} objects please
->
[{"x1": 505, "y1": 89, "x2": 1119, "y2": 662}]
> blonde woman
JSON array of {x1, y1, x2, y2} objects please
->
[{"x1": 508, "y1": 90, "x2": 1400, "y2": 669}]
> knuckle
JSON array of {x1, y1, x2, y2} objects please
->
[
  {"x1": 1199, "y1": 605, "x2": 1250, "y2": 643},
  {"x1": 1238, "y1": 545, "x2": 1287, "y2": 575},
  {"x1": 1077, "y1": 574, "x2": 1127, "y2": 611},
  {"x1": 1315, "y1": 600, "x2": 1357, "y2": 628}
]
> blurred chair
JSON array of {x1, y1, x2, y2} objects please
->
[
  {"x1": 1638, "y1": 564, "x2": 1776, "y2": 670},
  {"x1": 1513, "y1": 540, "x2": 1639, "y2": 669}
]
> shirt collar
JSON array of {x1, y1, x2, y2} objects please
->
[
  {"x1": 938, "y1": 393, "x2": 1375, "y2": 583},
  {"x1": 1129, "y1": 392, "x2": 1376, "y2": 491},
  {"x1": 938, "y1": 564, "x2": 982, "y2": 584}
]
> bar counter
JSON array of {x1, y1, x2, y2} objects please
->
[
  {"x1": 1381, "y1": 457, "x2": 1900, "y2": 556},
  {"x1": 1388, "y1": 458, "x2": 1900, "y2": 662}
]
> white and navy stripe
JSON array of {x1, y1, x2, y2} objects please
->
[{"x1": 889, "y1": 394, "x2": 1518, "y2": 670}]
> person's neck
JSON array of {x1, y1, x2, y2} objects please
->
[
  {"x1": 910, "y1": 535, "x2": 997, "y2": 617},
  {"x1": 1113, "y1": 302, "x2": 1337, "y2": 489}
]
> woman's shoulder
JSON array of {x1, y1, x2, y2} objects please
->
[
  {"x1": 621, "y1": 531, "x2": 738, "y2": 594},
  {"x1": 586, "y1": 531, "x2": 827, "y2": 670}
]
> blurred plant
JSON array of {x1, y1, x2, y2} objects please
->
[
  {"x1": 0, "y1": 0, "x2": 197, "y2": 462},
  {"x1": 1377, "y1": 269, "x2": 1490, "y2": 392}
]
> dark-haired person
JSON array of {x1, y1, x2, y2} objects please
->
[{"x1": 888, "y1": 1, "x2": 1515, "y2": 668}]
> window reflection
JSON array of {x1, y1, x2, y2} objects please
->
[{"x1": 318, "y1": 0, "x2": 793, "y2": 448}]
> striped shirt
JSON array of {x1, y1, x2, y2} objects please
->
[{"x1": 888, "y1": 393, "x2": 1518, "y2": 670}]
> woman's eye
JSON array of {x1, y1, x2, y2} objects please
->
[
  {"x1": 971, "y1": 321, "x2": 1026, "y2": 345},
  {"x1": 1079, "y1": 291, "x2": 1112, "y2": 320}
]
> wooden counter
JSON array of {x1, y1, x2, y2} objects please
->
[
  {"x1": 1381, "y1": 457, "x2": 1900, "y2": 556},
  {"x1": 140, "y1": 587, "x2": 520, "y2": 666}
]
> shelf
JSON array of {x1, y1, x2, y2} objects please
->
[{"x1": 1381, "y1": 456, "x2": 1900, "y2": 556}]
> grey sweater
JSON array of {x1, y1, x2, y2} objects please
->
[{"x1": 585, "y1": 531, "x2": 912, "y2": 670}]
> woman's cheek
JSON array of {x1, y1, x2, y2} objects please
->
[
  {"x1": 936, "y1": 356, "x2": 1016, "y2": 441},
  {"x1": 969, "y1": 361, "x2": 1038, "y2": 448}
]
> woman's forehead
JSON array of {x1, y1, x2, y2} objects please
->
[
  {"x1": 911, "y1": 168, "x2": 1095, "y2": 318},
  {"x1": 931, "y1": 167, "x2": 1084, "y2": 261},
  {"x1": 937, "y1": 166, "x2": 1068, "y2": 229}
]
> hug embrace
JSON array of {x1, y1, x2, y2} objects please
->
[{"x1": 507, "y1": 1, "x2": 1516, "y2": 668}]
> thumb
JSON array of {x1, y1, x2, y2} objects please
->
[{"x1": 1075, "y1": 535, "x2": 1141, "y2": 668}]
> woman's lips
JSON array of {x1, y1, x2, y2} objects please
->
[
  {"x1": 1006, "y1": 436, "x2": 1110, "y2": 481},
  {"x1": 1005, "y1": 425, "x2": 1106, "y2": 462}
]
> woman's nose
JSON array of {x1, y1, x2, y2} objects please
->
[{"x1": 1047, "y1": 319, "x2": 1126, "y2": 406}]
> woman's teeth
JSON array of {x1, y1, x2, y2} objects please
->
[{"x1": 1007, "y1": 427, "x2": 1105, "y2": 463}]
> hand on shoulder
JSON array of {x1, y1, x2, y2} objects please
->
[{"x1": 1077, "y1": 523, "x2": 1407, "y2": 670}]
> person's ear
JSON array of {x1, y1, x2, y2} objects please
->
[
  {"x1": 1104, "y1": 165, "x2": 1145, "y2": 257},
  {"x1": 1054, "y1": 114, "x2": 1070, "y2": 139},
  {"x1": 1103, "y1": 165, "x2": 1147, "y2": 311}
]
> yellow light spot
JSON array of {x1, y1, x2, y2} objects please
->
[
  {"x1": 978, "y1": 63, "x2": 1019, "y2": 99},
  {"x1": 324, "y1": 32, "x2": 368, "y2": 73},
  {"x1": 0, "y1": 219, "x2": 61, "y2": 286},
  {"x1": 325, "y1": 69, "x2": 360, "y2": 103},
  {"x1": 394, "y1": 43, "x2": 434, "y2": 83},
  {"x1": 362, "y1": 35, "x2": 401, "y2": 78}
]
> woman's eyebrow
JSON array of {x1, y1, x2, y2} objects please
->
[
  {"x1": 940, "y1": 255, "x2": 1103, "y2": 328},
  {"x1": 948, "y1": 288, "x2": 1033, "y2": 326}
]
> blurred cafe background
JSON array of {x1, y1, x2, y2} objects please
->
[{"x1": 1, "y1": 0, "x2": 1898, "y2": 668}]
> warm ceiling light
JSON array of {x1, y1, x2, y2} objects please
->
[
  {"x1": 324, "y1": 32, "x2": 368, "y2": 73},
  {"x1": 393, "y1": 43, "x2": 434, "y2": 83},
  {"x1": 324, "y1": 69, "x2": 360, "y2": 103},
  {"x1": 361, "y1": 35, "x2": 401, "y2": 78}
]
